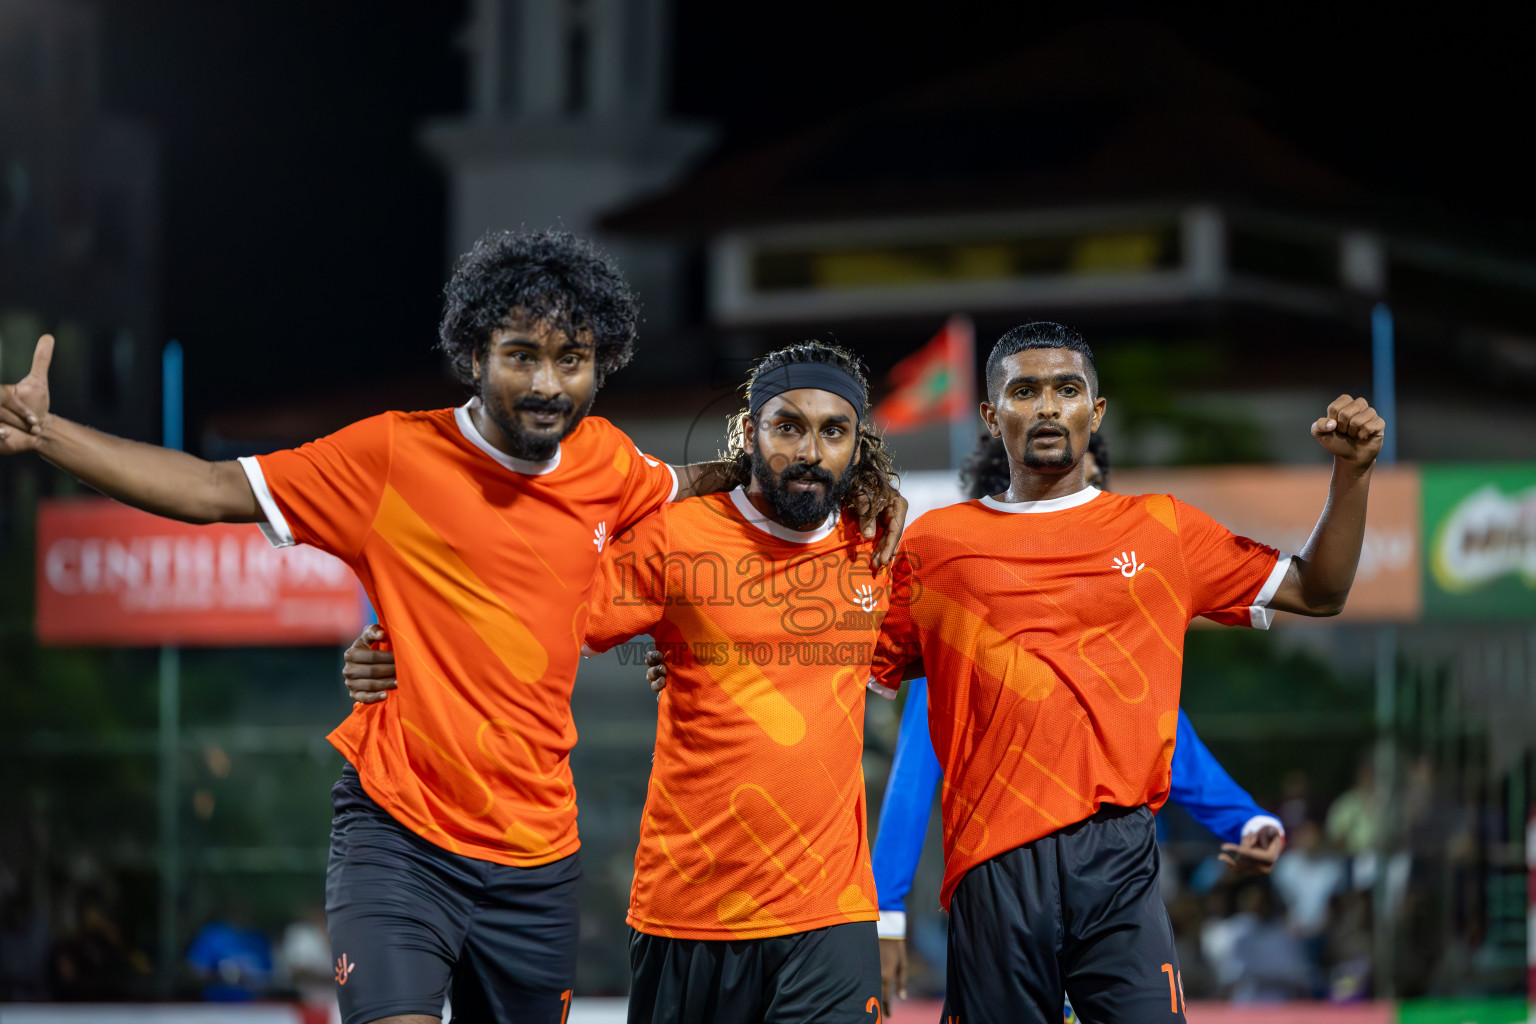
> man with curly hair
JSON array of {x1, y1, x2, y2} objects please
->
[
  {"x1": 0, "y1": 232, "x2": 905, "y2": 1024},
  {"x1": 347, "y1": 341, "x2": 905, "y2": 1023}
]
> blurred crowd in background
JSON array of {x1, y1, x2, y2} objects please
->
[{"x1": 0, "y1": 699, "x2": 1524, "y2": 1005}]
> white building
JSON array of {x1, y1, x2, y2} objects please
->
[{"x1": 420, "y1": 0, "x2": 714, "y2": 346}]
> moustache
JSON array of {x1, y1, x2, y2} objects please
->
[
  {"x1": 778, "y1": 463, "x2": 836, "y2": 486},
  {"x1": 1026, "y1": 422, "x2": 1068, "y2": 441},
  {"x1": 514, "y1": 395, "x2": 575, "y2": 416}
]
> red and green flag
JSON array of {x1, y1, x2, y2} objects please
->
[{"x1": 873, "y1": 315, "x2": 975, "y2": 434}]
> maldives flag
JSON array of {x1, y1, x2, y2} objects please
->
[{"x1": 872, "y1": 315, "x2": 975, "y2": 433}]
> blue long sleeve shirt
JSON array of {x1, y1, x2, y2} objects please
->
[{"x1": 871, "y1": 676, "x2": 1281, "y2": 936}]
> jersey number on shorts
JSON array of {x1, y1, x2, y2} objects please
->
[{"x1": 1160, "y1": 963, "x2": 1185, "y2": 1014}]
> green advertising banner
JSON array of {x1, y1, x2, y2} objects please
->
[
  {"x1": 1396, "y1": 998, "x2": 1530, "y2": 1024},
  {"x1": 1422, "y1": 464, "x2": 1536, "y2": 620}
]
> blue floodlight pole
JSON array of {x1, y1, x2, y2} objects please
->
[
  {"x1": 1368, "y1": 304, "x2": 1397, "y2": 998},
  {"x1": 1370, "y1": 304, "x2": 1397, "y2": 465},
  {"x1": 158, "y1": 340, "x2": 183, "y2": 995}
]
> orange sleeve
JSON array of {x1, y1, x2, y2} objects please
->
[
  {"x1": 584, "y1": 510, "x2": 670, "y2": 654},
  {"x1": 610, "y1": 425, "x2": 679, "y2": 533},
  {"x1": 237, "y1": 414, "x2": 391, "y2": 561},
  {"x1": 868, "y1": 543, "x2": 922, "y2": 697},
  {"x1": 1174, "y1": 497, "x2": 1290, "y2": 629}
]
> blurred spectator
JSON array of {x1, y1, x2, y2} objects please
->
[
  {"x1": 1227, "y1": 882, "x2": 1311, "y2": 1002},
  {"x1": 50, "y1": 890, "x2": 134, "y2": 1001},
  {"x1": 0, "y1": 890, "x2": 51, "y2": 1000},
  {"x1": 1277, "y1": 771, "x2": 1313, "y2": 834},
  {"x1": 1396, "y1": 757, "x2": 1477, "y2": 995},
  {"x1": 1200, "y1": 884, "x2": 1255, "y2": 991},
  {"x1": 1202, "y1": 880, "x2": 1310, "y2": 1001},
  {"x1": 1270, "y1": 819, "x2": 1345, "y2": 990},
  {"x1": 275, "y1": 905, "x2": 331, "y2": 1003},
  {"x1": 1325, "y1": 757, "x2": 1381, "y2": 888},
  {"x1": 1324, "y1": 889, "x2": 1373, "y2": 1001},
  {"x1": 186, "y1": 901, "x2": 273, "y2": 1002}
]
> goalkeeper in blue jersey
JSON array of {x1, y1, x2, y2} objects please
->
[{"x1": 872, "y1": 432, "x2": 1287, "y2": 1017}]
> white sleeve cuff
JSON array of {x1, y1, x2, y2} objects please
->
[
  {"x1": 1241, "y1": 814, "x2": 1285, "y2": 839},
  {"x1": 237, "y1": 456, "x2": 295, "y2": 548},
  {"x1": 867, "y1": 677, "x2": 899, "y2": 700},
  {"x1": 877, "y1": 910, "x2": 906, "y2": 940},
  {"x1": 663, "y1": 461, "x2": 679, "y2": 503},
  {"x1": 1247, "y1": 553, "x2": 1292, "y2": 629}
]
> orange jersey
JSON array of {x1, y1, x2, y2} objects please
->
[
  {"x1": 239, "y1": 400, "x2": 677, "y2": 866},
  {"x1": 583, "y1": 488, "x2": 886, "y2": 940},
  {"x1": 869, "y1": 487, "x2": 1287, "y2": 907}
]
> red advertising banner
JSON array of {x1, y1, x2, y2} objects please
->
[{"x1": 36, "y1": 498, "x2": 365, "y2": 646}]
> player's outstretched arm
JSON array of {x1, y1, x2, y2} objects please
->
[
  {"x1": 1269, "y1": 394, "x2": 1385, "y2": 617},
  {"x1": 1, "y1": 335, "x2": 260, "y2": 523}
]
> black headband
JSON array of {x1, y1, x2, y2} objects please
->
[{"x1": 748, "y1": 362, "x2": 867, "y2": 420}]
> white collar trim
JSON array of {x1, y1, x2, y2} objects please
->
[
  {"x1": 728, "y1": 486, "x2": 840, "y2": 544},
  {"x1": 979, "y1": 486, "x2": 1102, "y2": 514},
  {"x1": 454, "y1": 398, "x2": 562, "y2": 476}
]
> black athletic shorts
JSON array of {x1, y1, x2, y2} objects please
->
[
  {"x1": 325, "y1": 764, "x2": 580, "y2": 1024},
  {"x1": 627, "y1": 921, "x2": 882, "y2": 1024},
  {"x1": 943, "y1": 804, "x2": 1185, "y2": 1024}
]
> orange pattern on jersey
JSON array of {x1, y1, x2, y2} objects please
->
[
  {"x1": 249, "y1": 406, "x2": 676, "y2": 866},
  {"x1": 585, "y1": 491, "x2": 885, "y2": 940},
  {"x1": 872, "y1": 491, "x2": 1283, "y2": 907}
]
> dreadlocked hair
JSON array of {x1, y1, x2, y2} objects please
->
[{"x1": 721, "y1": 341, "x2": 899, "y2": 523}]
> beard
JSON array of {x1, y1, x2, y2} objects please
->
[
  {"x1": 749, "y1": 440, "x2": 854, "y2": 530},
  {"x1": 1020, "y1": 421, "x2": 1076, "y2": 470},
  {"x1": 480, "y1": 380, "x2": 593, "y2": 462}
]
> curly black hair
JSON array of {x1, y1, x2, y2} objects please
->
[
  {"x1": 960, "y1": 429, "x2": 1110, "y2": 499},
  {"x1": 721, "y1": 341, "x2": 899, "y2": 522},
  {"x1": 438, "y1": 229, "x2": 640, "y2": 389}
]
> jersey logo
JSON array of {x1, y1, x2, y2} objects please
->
[
  {"x1": 855, "y1": 584, "x2": 878, "y2": 612},
  {"x1": 1112, "y1": 550, "x2": 1145, "y2": 578},
  {"x1": 334, "y1": 953, "x2": 355, "y2": 985},
  {"x1": 593, "y1": 521, "x2": 608, "y2": 550}
]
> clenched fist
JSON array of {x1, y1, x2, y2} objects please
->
[{"x1": 1311, "y1": 395, "x2": 1385, "y2": 470}]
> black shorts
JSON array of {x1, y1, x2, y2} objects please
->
[
  {"x1": 325, "y1": 765, "x2": 580, "y2": 1024},
  {"x1": 943, "y1": 804, "x2": 1185, "y2": 1024},
  {"x1": 627, "y1": 921, "x2": 881, "y2": 1024}
]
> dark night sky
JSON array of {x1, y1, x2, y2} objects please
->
[{"x1": 95, "y1": 1, "x2": 1536, "y2": 436}]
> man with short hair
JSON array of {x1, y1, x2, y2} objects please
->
[
  {"x1": 869, "y1": 321, "x2": 1383, "y2": 1024},
  {"x1": 0, "y1": 231, "x2": 905, "y2": 1024},
  {"x1": 872, "y1": 429, "x2": 1284, "y2": 1017}
]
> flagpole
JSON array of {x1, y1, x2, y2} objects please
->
[{"x1": 948, "y1": 315, "x2": 976, "y2": 470}]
